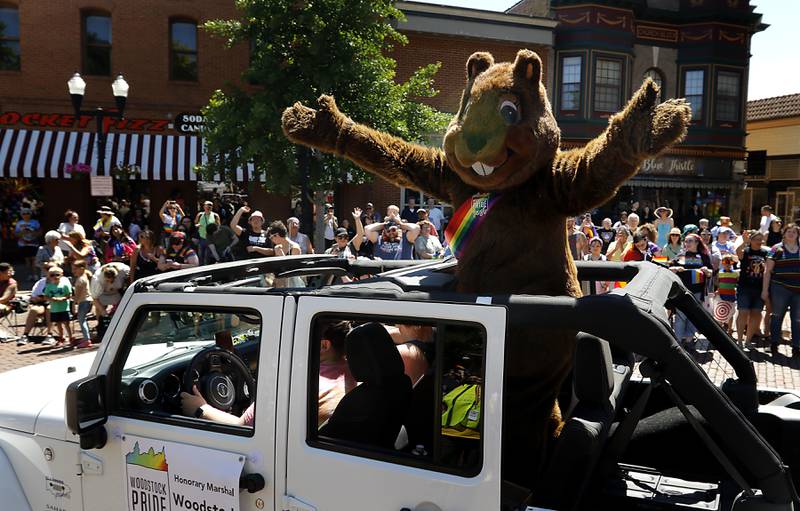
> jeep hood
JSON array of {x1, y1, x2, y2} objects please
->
[{"x1": 0, "y1": 353, "x2": 96, "y2": 441}]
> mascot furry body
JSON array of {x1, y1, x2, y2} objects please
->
[{"x1": 282, "y1": 49, "x2": 691, "y2": 486}]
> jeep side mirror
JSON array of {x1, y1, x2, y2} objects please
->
[{"x1": 66, "y1": 375, "x2": 108, "y2": 449}]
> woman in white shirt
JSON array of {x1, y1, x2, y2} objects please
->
[{"x1": 57, "y1": 210, "x2": 86, "y2": 252}]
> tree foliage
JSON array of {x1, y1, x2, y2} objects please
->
[{"x1": 201, "y1": 0, "x2": 451, "y2": 191}]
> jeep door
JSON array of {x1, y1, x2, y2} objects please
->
[
  {"x1": 278, "y1": 296, "x2": 505, "y2": 511},
  {"x1": 80, "y1": 292, "x2": 285, "y2": 511}
]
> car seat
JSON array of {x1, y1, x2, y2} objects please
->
[
  {"x1": 320, "y1": 322, "x2": 413, "y2": 449},
  {"x1": 532, "y1": 333, "x2": 633, "y2": 510}
]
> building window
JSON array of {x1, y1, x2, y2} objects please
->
[
  {"x1": 560, "y1": 56, "x2": 582, "y2": 111},
  {"x1": 170, "y1": 20, "x2": 198, "y2": 81},
  {"x1": 716, "y1": 71, "x2": 740, "y2": 122},
  {"x1": 0, "y1": 6, "x2": 20, "y2": 71},
  {"x1": 643, "y1": 68, "x2": 665, "y2": 101},
  {"x1": 684, "y1": 69, "x2": 704, "y2": 120},
  {"x1": 594, "y1": 58, "x2": 623, "y2": 112},
  {"x1": 83, "y1": 13, "x2": 112, "y2": 76}
]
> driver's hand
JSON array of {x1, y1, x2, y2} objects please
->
[{"x1": 180, "y1": 385, "x2": 207, "y2": 417}]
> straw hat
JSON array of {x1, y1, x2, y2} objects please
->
[{"x1": 655, "y1": 206, "x2": 673, "y2": 218}]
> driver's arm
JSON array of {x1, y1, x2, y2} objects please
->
[{"x1": 180, "y1": 385, "x2": 251, "y2": 426}]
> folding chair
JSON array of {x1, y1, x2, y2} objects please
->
[{"x1": 0, "y1": 299, "x2": 26, "y2": 343}]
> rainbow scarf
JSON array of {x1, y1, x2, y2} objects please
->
[{"x1": 444, "y1": 193, "x2": 502, "y2": 259}]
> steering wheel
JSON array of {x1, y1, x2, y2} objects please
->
[{"x1": 182, "y1": 346, "x2": 256, "y2": 415}]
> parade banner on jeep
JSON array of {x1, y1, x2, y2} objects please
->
[{"x1": 121, "y1": 434, "x2": 245, "y2": 511}]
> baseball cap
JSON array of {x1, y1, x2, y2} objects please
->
[
  {"x1": 335, "y1": 227, "x2": 349, "y2": 237},
  {"x1": 249, "y1": 210, "x2": 264, "y2": 220},
  {"x1": 365, "y1": 202, "x2": 374, "y2": 208}
]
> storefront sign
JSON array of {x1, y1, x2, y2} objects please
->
[
  {"x1": 122, "y1": 434, "x2": 244, "y2": 511},
  {"x1": 640, "y1": 157, "x2": 697, "y2": 176},
  {"x1": 641, "y1": 157, "x2": 733, "y2": 178},
  {"x1": 175, "y1": 112, "x2": 206, "y2": 134},
  {"x1": 90, "y1": 175, "x2": 114, "y2": 197},
  {"x1": 0, "y1": 111, "x2": 170, "y2": 132}
]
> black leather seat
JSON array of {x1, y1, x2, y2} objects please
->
[
  {"x1": 533, "y1": 333, "x2": 633, "y2": 509},
  {"x1": 320, "y1": 322, "x2": 413, "y2": 449}
]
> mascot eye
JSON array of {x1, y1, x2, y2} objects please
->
[{"x1": 499, "y1": 100, "x2": 520, "y2": 125}]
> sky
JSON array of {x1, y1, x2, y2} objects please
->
[{"x1": 415, "y1": 0, "x2": 798, "y2": 100}]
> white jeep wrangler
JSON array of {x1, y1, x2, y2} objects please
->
[{"x1": 0, "y1": 255, "x2": 798, "y2": 511}]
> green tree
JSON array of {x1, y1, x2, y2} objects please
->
[{"x1": 201, "y1": 0, "x2": 450, "y2": 225}]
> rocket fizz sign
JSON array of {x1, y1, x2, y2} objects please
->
[{"x1": 122, "y1": 434, "x2": 245, "y2": 511}]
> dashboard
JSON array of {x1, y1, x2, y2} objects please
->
[{"x1": 118, "y1": 336, "x2": 260, "y2": 416}]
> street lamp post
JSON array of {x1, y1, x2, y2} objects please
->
[{"x1": 66, "y1": 73, "x2": 130, "y2": 175}]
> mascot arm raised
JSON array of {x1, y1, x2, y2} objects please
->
[
  {"x1": 281, "y1": 95, "x2": 467, "y2": 203},
  {"x1": 550, "y1": 79, "x2": 692, "y2": 216}
]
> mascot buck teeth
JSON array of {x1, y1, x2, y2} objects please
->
[{"x1": 282, "y1": 49, "x2": 691, "y2": 486}]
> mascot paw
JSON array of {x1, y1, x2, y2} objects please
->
[
  {"x1": 648, "y1": 98, "x2": 692, "y2": 154},
  {"x1": 281, "y1": 95, "x2": 344, "y2": 151},
  {"x1": 616, "y1": 79, "x2": 692, "y2": 158}
]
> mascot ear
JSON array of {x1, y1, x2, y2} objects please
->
[
  {"x1": 513, "y1": 49, "x2": 542, "y2": 86},
  {"x1": 466, "y1": 52, "x2": 494, "y2": 81}
]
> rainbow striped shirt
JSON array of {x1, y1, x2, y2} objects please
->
[
  {"x1": 444, "y1": 193, "x2": 502, "y2": 259},
  {"x1": 768, "y1": 243, "x2": 800, "y2": 292},
  {"x1": 717, "y1": 270, "x2": 738, "y2": 302}
]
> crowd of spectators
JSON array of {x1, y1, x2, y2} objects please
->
[
  {"x1": 1, "y1": 194, "x2": 798, "y2": 359},
  {"x1": 0, "y1": 194, "x2": 452, "y2": 347},
  {"x1": 569, "y1": 204, "x2": 800, "y2": 358}
]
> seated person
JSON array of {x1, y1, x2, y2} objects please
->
[
  {"x1": 90, "y1": 262, "x2": 130, "y2": 317},
  {"x1": 35, "y1": 231, "x2": 65, "y2": 279},
  {"x1": 17, "y1": 262, "x2": 69, "y2": 346},
  {"x1": 180, "y1": 385, "x2": 255, "y2": 426},
  {"x1": 318, "y1": 321, "x2": 355, "y2": 425},
  {"x1": 0, "y1": 262, "x2": 17, "y2": 319},
  {"x1": 385, "y1": 323, "x2": 435, "y2": 386}
]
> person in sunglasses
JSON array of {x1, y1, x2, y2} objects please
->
[
  {"x1": 325, "y1": 208, "x2": 364, "y2": 260},
  {"x1": 157, "y1": 232, "x2": 199, "y2": 272}
]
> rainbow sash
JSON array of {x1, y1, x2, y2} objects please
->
[{"x1": 444, "y1": 193, "x2": 502, "y2": 259}]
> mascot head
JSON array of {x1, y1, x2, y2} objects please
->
[{"x1": 443, "y1": 49, "x2": 560, "y2": 191}]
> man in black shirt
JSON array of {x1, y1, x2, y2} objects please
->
[
  {"x1": 401, "y1": 197, "x2": 419, "y2": 224},
  {"x1": 230, "y1": 206, "x2": 274, "y2": 259}
]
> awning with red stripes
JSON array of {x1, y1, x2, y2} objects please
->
[{"x1": 0, "y1": 128, "x2": 257, "y2": 181}]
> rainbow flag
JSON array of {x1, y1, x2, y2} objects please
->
[
  {"x1": 444, "y1": 193, "x2": 502, "y2": 259},
  {"x1": 690, "y1": 269, "x2": 705, "y2": 284},
  {"x1": 653, "y1": 256, "x2": 668, "y2": 264}
]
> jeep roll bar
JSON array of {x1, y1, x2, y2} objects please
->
[
  {"x1": 132, "y1": 254, "x2": 434, "y2": 292},
  {"x1": 494, "y1": 262, "x2": 795, "y2": 506}
]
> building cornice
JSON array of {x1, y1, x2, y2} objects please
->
[{"x1": 397, "y1": 1, "x2": 559, "y2": 29}]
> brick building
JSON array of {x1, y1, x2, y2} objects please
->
[
  {"x1": 538, "y1": 0, "x2": 765, "y2": 228},
  {"x1": 745, "y1": 94, "x2": 800, "y2": 225},
  {"x1": 0, "y1": 0, "x2": 288, "y2": 254}
]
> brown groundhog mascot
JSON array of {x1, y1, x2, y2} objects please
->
[{"x1": 282, "y1": 49, "x2": 691, "y2": 486}]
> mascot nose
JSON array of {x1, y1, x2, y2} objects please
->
[{"x1": 465, "y1": 131, "x2": 488, "y2": 154}]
